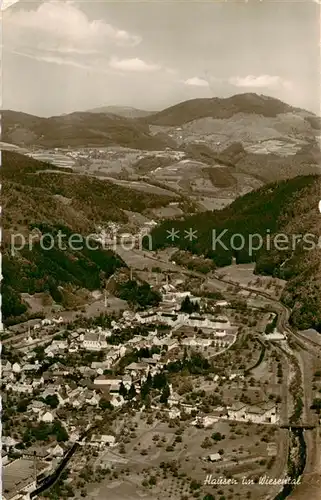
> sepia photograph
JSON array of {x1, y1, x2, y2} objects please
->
[{"x1": 1, "y1": 1, "x2": 321, "y2": 499}]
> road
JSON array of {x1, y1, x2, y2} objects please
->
[
  {"x1": 120, "y1": 248, "x2": 320, "y2": 497},
  {"x1": 8, "y1": 246, "x2": 320, "y2": 498}
]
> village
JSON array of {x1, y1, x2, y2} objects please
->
[{"x1": 1, "y1": 275, "x2": 289, "y2": 500}]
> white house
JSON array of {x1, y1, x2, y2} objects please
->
[
  {"x1": 181, "y1": 337, "x2": 212, "y2": 348},
  {"x1": 89, "y1": 434, "x2": 116, "y2": 448},
  {"x1": 39, "y1": 411, "x2": 54, "y2": 423},
  {"x1": 110, "y1": 394, "x2": 125, "y2": 408},
  {"x1": 227, "y1": 402, "x2": 278, "y2": 424},
  {"x1": 101, "y1": 435, "x2": 116, "y2": 447},
  {"x1": 82, "y1": 333, "x2": 108, "y2": 351},
  {"x1": 30, "y1": 400, "x2": 46, "y2": 414},
  {"x1": 227, "y1": 402, "x2": 247, "y2": 421},
  {"x1": 245, "y1": 402, "x2": 278, "y2": 424},
  {"x1": 50, "y1": 444, "x2": 64, "y2": 457},
  {"x1": 51, "y1": 340, "x2": 68, "y2": 351},
  {"x1": 94, "y1": 375, "x2": 122, "y2": 386},
  {"x1": 8, "y1": 383, "x2": 33, "y2": 394},
  {"x1": 12, "y1": 363, "x2": 21, "y2": 374},
  {"x1": 135, "y1": 311, "x2": 159, "y2": 324},
  {"x1": 208, "y1": 453, "x2": 222, "y2": 462}
]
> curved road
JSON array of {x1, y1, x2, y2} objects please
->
[{"x1": 127, "y1": 249, "x2": 321, "y2": 497}]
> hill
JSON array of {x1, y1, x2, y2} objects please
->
[
  {"x1": 2, "y1": 110, "x2": 172, "y2": 150},
  {"x1": 3, "y1": 151, "x2": 175, "y2": 234},
  {"x1": 87, "y1": 106, "x2": 155, "y2": 119},
  {"x1": 148, "y1": 175, "x2": 321, "y2": 331},
  {"x1": 2, "y1": 152, "x2": 176, "y2": 324},
  {"x1": 144, "y1": 93, "x2": 312, "y2": 127}
]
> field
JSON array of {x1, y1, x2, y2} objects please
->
[
  {"x1": 70, "y1": 413, "x2": 286, "y2": 500},
  {"x1": 214, "y1": 263, "x2": 287, "y2": 299}
]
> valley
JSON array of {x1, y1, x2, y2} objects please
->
[{"x1": 2, "y1": 93, "x2": 321, "y2": 500}]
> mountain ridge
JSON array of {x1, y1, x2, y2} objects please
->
[
  {"x1": 142, "y1": 93, "x2": 318, "y2": 127},
  {"x1": 86, "y1": 105, "x2": 155, "y2": 119},
  {"x1": 148, "y1": 175, "x2": 321, "y2": 331}
]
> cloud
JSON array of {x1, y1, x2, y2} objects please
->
[
  {"x1": 1, "y1": 0, "x2": 20, "y2": 11},
  {"x1": 109, "y1": 57, "x2": 161, "y2": 72},
  {"x1": 183, "y1": 77, "x2": 210, "y2": 87},
  {"x1": 11, "y1": 50, "x2": 97, "y2": 72},
  {"x1": 229, "y1": 75, "x2": 292, "y2": 90},
  {"x1": 4, "y1": 0, "x2": 142, "y2": 61}
]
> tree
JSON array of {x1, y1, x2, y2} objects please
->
[
  {"x1": 99, "y1": 399, "x2": 113, "y2": 411},
  {"x1": 180, "y1": 296, "x2": 199, "y2": 314},
  {"x1": 45, "y1": 394, "x2": 59, "y2": 409},
  {"x1": 119, "y1": 382, "x2": 127, "y2": 398},
  {"x1": 53, "y1": 420, "x2": 69, "y2": 442},
  {"x1": 127, "y1": 383, "x2": 136, "y2": 400},
  {"x1": 17, "y1": 399, "x2": 29, "y2": 413},
  {"x1": 201, "y1": 437, "x2": 212, "y2": 449},
  {"x1": 211, "y1": 432, "x2": 225, "y2": 442},
  {"x1": 160, "y1": 384, "x2": 170, "y2": 404}
]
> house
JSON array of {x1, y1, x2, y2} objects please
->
[
  {"x1": 68, "y1": 431, "x2": 80, "y2": 443},
  {"x1": 2, "y1": 436, "x2": 19, "y2": 450},
  {"x1": 110, "y1": 394, "x2": 125, "y2": 408},
  {"x1": 2, "y1": 361, "x2": 12, "y2": 374},
  {"x1": 49, "y1": 444, "x2": 64, "y2": 457},
  {"x1": 51, "y1": 340, "x2": 68, "y2": 351},
  {"x1": 2, "y1": 449, "x2": 9, "y2": 466},
  {"x1": 227, "y1": 402, "x2": 247, "y2": 421},
  {"x1": 52, "y1": 316, "x2": 64, "y2": 325},
  {"x1": 39, "y1": 411, "x2": 54, "y2": 423},
  {"x1": 40, "y1": 387, "x2": 68, "y2": 406},
  {"x1": 168, "y1": 408, "x2": 181, "y2": 419},
  {"x1": 245, "y1": 402, "x2": 278, "y2": 424},
  {"x1": 101, "y1": 435, "x2": 116, "y2": 447},
  {"x1": 215, "y1": 300, "x2": 229, "y2": 307},
  {"x1": 3, "y1": 458, "x2": 51, "y2": 500},
  {"x1": 84, "y1": 390, "x2": 100, "y2": 406},
  {"x1": 22, "y1": 446, "x2": 51, "y2": 460},
  {"x1": 141, "y1": 357, "x2": 158, "y2": 366},
  {"x1": 192, "y1": 416, "x2": 218, "y2": 428},
  {"x1": 181, "y1": 337, "x2": 212, "y2": 348},
  {"x1": 208, "y1": 453, "x2": 222, "y2": 462},
  {"x1": 168, "y1": 390, "x2": 181, "y2": 408},
  {"x1": 7, "y1": 383, "x2": 33, "y2": 394},
  {"x1": 227, "y1": 402, "x2": 278, "y2": 424},
  {"x1": 21, "y1": 363, "x2": 39, "y2": 373},
  {"x1": 122, "y1": 375, "x2": 132, "y2": 390},
  {"x1": 94, "y1": 375, "x2": 122, "y2": 386},
  {"x1": 157, "y1": 311, "x2": 183, "y2": 327},
  {"x1": 82, "y1": 333, "x2": 108, "y2": 351},
  {"x1": 42, "y1": 318, "x2": 52, "y2": 326},
  {"x1": 213, "y1": 329, "x2": 227, "y2": 338},
  {"x1": 50, "y1": 362, "x2": 70, "y2": 376},
  {"x1": 44, "y1": 344, "x2": 60, "y2": 357},
  {"x1": 68, "y1": 343, "x2": 79, "y2": 353},
  {"x1": 125, "y1": 362, "x2": 149, "y2": 377},
  {"x1": 12, "y1": 363, "x2": 21, "y2": 374},
  {"x1": 109, "y1": 383, "x2": 121, "y2": 394},
  {"x1": 135, "y1": 311, "x2": 158, "y2": 324},
  {"x1": 29, "y1": 400, "x2": 46, "y2": 414},
  {"x1": 78, "y1": 367, "x2": 96, "y2": 377},
  {"x1": 89, "y1": 434, "x2": 116, "y2": 448}
]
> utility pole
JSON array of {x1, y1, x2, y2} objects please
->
[
  {"x1": 33, "y1": 451, "x2": 37, "y2": 485},
  {"x1": 130, "y1": 268, "x2": 133, "y2": 281}
]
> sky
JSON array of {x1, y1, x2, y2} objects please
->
[{"x1": 2, "y1": 0, "x2": 321, "y2": 116}]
